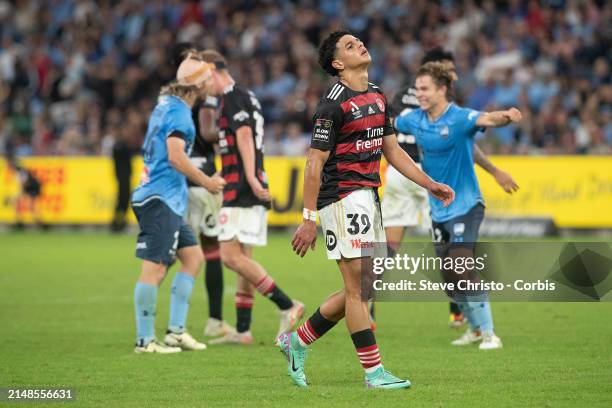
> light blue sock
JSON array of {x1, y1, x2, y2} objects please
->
[
  {"x1": 134, "y1": 282, "x2": 157, "y2": 346},
  {"x1": 458, "y1": 301, "x2": 479, "y2": 331},
  {"x1": 472, "y1": 297, "x2": 494, "y2": 334},
  {"x1": 168, "y1": 272, "x2": 196, "y2": 334}
]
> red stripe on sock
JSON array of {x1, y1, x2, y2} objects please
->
[
  {"x1": 255, "y1": 276, "x2": 275, "y2": 295},
  {"x1": 356, "y1": 344, "x2": 381, "y2": 369},
  {"x1": 235, "y1": 292, "x2": 254, "y2": 309},
  {"x1": 297, "y1": 320, "x2": 320, "y2": 345}
]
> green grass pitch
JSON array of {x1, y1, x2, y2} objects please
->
[{"x1": 1, "y1": 231, "x2": 611, "y2": 407}]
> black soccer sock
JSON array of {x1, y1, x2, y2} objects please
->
[
  {"x1": 255, "y1": 275, "x2": 293, "y2": 310},
  {"x1": 205, "y1": 258, "x2": 223, "y2": 320},
  {"x1": 449, "y1": 301, "x2": 461, "y2": 315},
  {"x1": 235, "y1": 292, "x2": 253, "y2": 333},
  {"x1": 296, "y1": 308, "x2": 338, "y2": 346}
]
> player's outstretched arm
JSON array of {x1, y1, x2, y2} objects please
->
[
  {"x1": 382, "y1": 134, "x2": 455, "y2": 207},
  {"x1": 473, "y1": 145, "x2": 519, "y2": 194},
  {"x1": 166, "y1": 135, "x2": 225, "y2": 193},
  {"x1": 236, "y1": 126, "x2": 270, "y2": 202},
  {"x1": 291, "y1": 148, "x2": 329, "y2": 257},
  {"x1": 476, "y1": 107, "x2": 522, "y2": 128}
]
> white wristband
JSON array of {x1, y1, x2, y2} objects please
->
[{"x1": 303, "y1": 208, "x2": 317, "y2": 222}]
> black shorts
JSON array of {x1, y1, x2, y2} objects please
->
[
  {"x1": 133, "y1": 199, "x2": 198, "y2": 265},
  {"x1": 432, "y1": 203, "x2": 484, "y2": 256}
]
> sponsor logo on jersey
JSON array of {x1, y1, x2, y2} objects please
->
[
  {"x1": 233, "y1": 110, "x2": 250, "y2": 122},
  {"x1": 350, "y1": 101, "x2": 362, "y2": 119},
  {"x1": 356, "y1": 137, "x2": 383, "y2": 152},
  {"x1": 368, "y1": 106, "x2": 375, "y2": 115},
  {"x1": 313, "y1": 119, "x2": 333, "y2": 142}
]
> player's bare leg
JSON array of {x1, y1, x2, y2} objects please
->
[{"x1": 219, "y1": 239, "x2": 303, "y2": 340}]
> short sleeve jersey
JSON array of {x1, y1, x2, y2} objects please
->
[
  {"x1": 311, "y1": 81, "x2": 394, "y2": 210},
  {"x1": 218, "y1": 84, "x2": 270, "y2": 208},
  {"x1": 395, "y1": 103, "x2": 483, "y2": 222},
  {"x1": 132, "y1": 95, "x2": 195, "y2": 216}
]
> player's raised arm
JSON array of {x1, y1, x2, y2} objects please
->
[
  {"x1": 476, "y1": 107, "x2": 522, "y2": 128},
  {"x1": 292, "y1": 148, "x2": 330, "y2": 257},
  {"x1": 166, "y1": 135, "x2": 225, "y2": 193},
  {"x1": 473, "y1": 145, "x2": 519, "y2": 194},
  {"x1": 382, "y1": 134, "x2": 455, "y2": 207},
  {"x1": 236, "y1": 125, "x2": 270, "y2": 202}
]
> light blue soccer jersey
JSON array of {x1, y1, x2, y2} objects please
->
[
  {"x1": 132, "y1": 95, "x2": 195, "y2": 216},
  {"x1": 395, "y1": 103, "x2": 483, "y2": 223}
]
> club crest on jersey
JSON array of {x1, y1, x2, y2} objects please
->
[
  {"x1": 375, "y1": 98, "x2": 385, "y2": 112},
  {"x1": 440, "y1": 125, "x2": 449, "y2": 139}
]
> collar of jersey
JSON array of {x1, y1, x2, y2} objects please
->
[
  {"x1": 223, "y1": 82, "x2": 235, "y2": 94},
  {"x1": 168, "y1": 94, "x2": 191, "y2": 109},
  {"x1": 427, "y1": 102, "x2": 454, "y2": 123}
]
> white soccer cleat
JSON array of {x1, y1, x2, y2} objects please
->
[
  {"x1": 276, "y1": 300, "x2": 305, "y2": 340},
  {"x1": 134, "y1": 340, "x2": 182, "y2": 354},
  {"x1": 204, "y1": 318, "x2": 235, "y2": 337},
  {"x1": 451, "y1": 329, "x2": 482, "y2": 346},
  {"x1": 164, "y1": 331, "x2": 207, "y2": 351},
  {"x1": 479, "y1": 333, "x2": 503, "y2": 350},
  {"x1": 208, "y1": 330, "x2": 253, "y2": 345}
]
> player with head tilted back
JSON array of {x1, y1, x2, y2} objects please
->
[
  {"x1": 197, "y1": 50, "x2": 304, "y2": 345},
  {"x1": 172, "y1": 43, "x2": 233, "y2": 339},
  {"x1": 382, "y1": 47, "x2": 519, "y2": 328},
  {"x1": 131, "y1": 56, "x2": 226, "y2": 353},
  {"x1": 280, "y1": 31, "x2": 454, "y2": 389},
  {"x1": 395, "y1": 62, "x2": 523, "y2": 350}
]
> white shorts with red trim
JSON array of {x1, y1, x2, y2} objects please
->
[
  {"x1": 218, "y1": 205, "x2": 267, "y2": 247},
  {"x1": 318, "y1": 188, "x2": 387, "y2": 260}
]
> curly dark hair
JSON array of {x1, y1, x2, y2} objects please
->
[
  {"x1": 416, "y1": 62, "x2": 453, "y2": 91},
  {"x1": 421, "y1": 47, "x2": 454, "y2": 65},
  {"x1": 318, "y1": 30, "x2": 352, "y2": 77}
]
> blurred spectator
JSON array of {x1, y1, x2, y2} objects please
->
[{"x1": 0, "y1": 0, "x2": 610, "y2": 157}]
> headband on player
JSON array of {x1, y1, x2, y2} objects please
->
[{"x1": 176, "y1": 56, "x2": 213, "y2": 87}]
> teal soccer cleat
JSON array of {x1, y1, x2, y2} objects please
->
[
  {"x1": 277, "y1": 332, "x2": 308, "y2": 388},
  {"x1": 365, "y1": 366, "x2": 411, "y2": 389}
]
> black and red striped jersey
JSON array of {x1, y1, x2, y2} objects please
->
[
  {"x1": 311, "y1": 81, "x2": 394, "y2": 210},
  {"x1": 218, "y1": 83, "x2": 270, "y2": 208}
]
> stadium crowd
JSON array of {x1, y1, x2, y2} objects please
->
[{"x1": 0, "y1": 0, "x2": 610, "y2": 157}]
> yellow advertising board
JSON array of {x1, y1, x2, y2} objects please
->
[{"x1": 1, "y1": 156, "x2": 611, "y2": 228}]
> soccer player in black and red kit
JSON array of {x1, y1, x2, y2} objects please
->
[
  {"x1": 172, "y1": 44, "x2": 232, "y2": 339},
  {"x1": 279, "y1": 31, "x2": 454, "y2": 389},
  {"x1": 198, "y1": 50, "x2": 304, "y2": 345}
]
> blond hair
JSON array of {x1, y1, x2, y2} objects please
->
[{"x1": 158, "y1": 81, "x2": 198, "y2": 99}]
